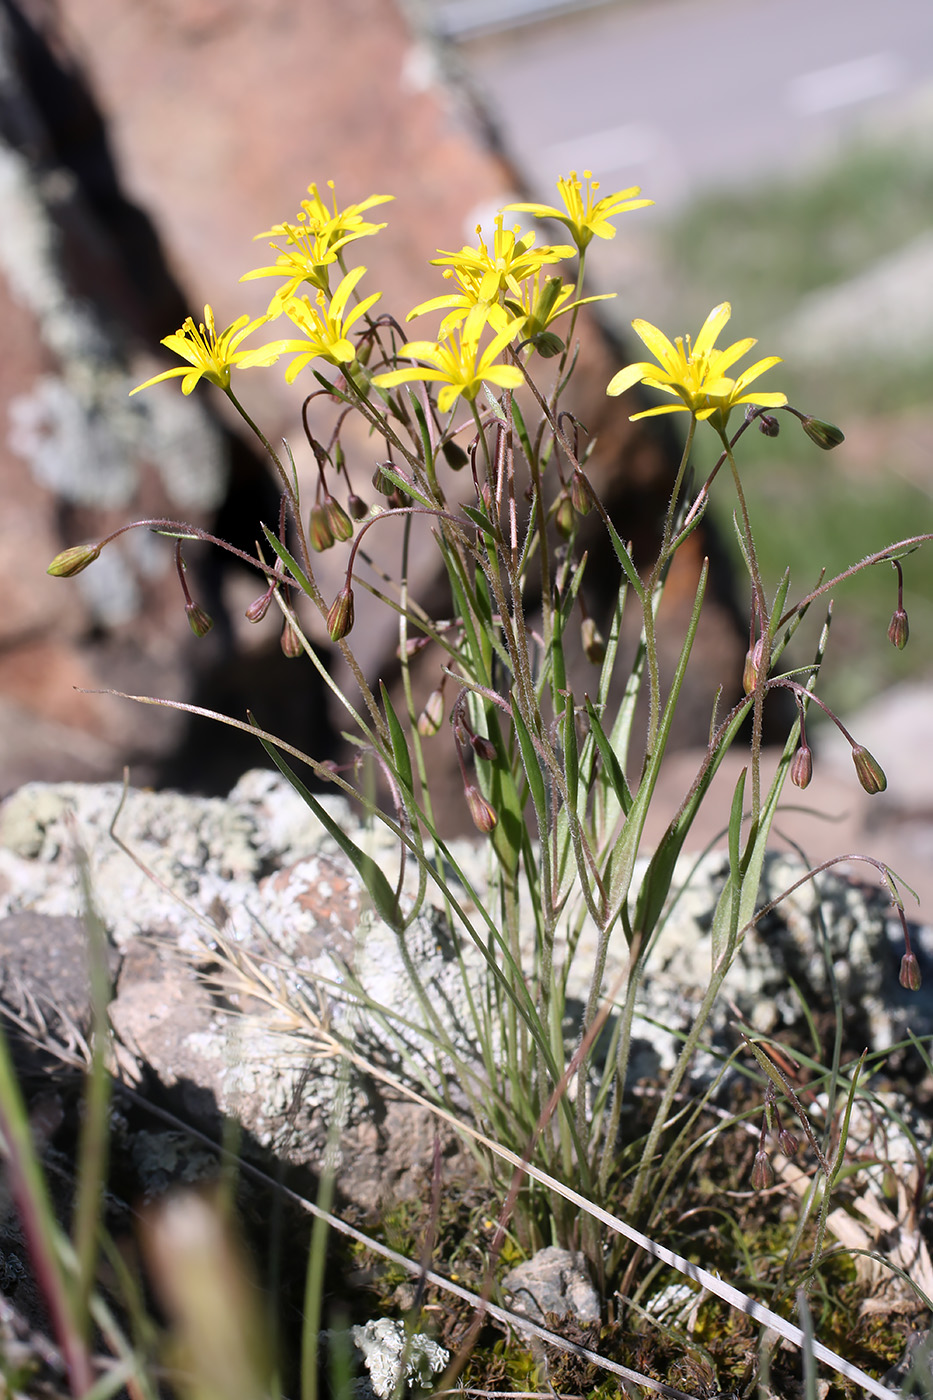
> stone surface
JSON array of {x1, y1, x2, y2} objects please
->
[
  {"x1": 502, "y1": 1246, "x2": 600, "y2": 1325},
  {"x1": 2, "y1": 768, "x2": 931, "y2": 1215}
]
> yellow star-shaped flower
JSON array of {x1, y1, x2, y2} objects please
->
[
  {"x1": 431, "y1": 214, "x2": 575, "y2": 304},
  {"x1": 276, "y1": 266, "x2": 382, "y2": 381},
  {"x1": 373, "y1": 318, "x2": 527, "y2": 414},
  {"x1": 506, "y1": 170, "x2": 652, "y2": 252},
  {"x1": 606, "y1": 302, "x2": 787, "y2": 428},
  {"x1": 129, "y1": 305, "x2": 283, "y2": 396}
]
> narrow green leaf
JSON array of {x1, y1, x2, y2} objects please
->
[
  {"x1": 260, "y1": 524, "x2": 314, "y2": 597},
  {"x1": 584, "y1": 697, "x2": 632, "y2": 815},
  {"x1": 512, "y1": 701, "x2": 548, "y2": 834},
  {"x1": 461, "y1": 504, "x2": 500, "y2": 542},
  {"x1": 380, "y1": 681, "x2": 414, "y2": 796}
]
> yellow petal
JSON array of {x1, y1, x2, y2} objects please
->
[
  {"x1": 631, "y1": 319, "x2": 680, "y2": 371},
  {"x1": 694, "y1": 303, "x2": 731, "y2": 358}
]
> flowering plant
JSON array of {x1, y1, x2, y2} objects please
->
[{"x1": 44, "y1": 170, "x2": 933, "y2": 1398}]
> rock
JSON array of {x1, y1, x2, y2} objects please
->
[
  {"x1": 349, "y1": 1318, "x2": 448, "y2": 1399},
  {"x1": 501, "y1": 1246, "x2": 600, "y2": 1325}
]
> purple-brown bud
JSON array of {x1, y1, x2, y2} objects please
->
[
  {"x1": 416, "y1": 688, "x2": 445, "y2": 738},
  {"x1": 899, "y1": 951, "x2": 922, "y2": 992},
  {"x1": 185, "y1": 602, "x2": 214, "y2": 638},
  {"x1": 751, "y1": 1150, "x2": 773, "y2": 1191},
  {"x1": 758, "y1": 414, "x2": 780, "y2": 437},
  {"x1": 245, "y1": 588, "x2": 275, "y2": 623},
  {"x1": 887, "y1": 608, "x2": 909, "y2": 650},
  {"x1": 790, "y1": 744, "x2": 813, "y2": 789},
  {"x1": 441, "y1": 439, "x2": 468, "y2": 471},
  {"x1": 464, "y1": 784, "x2": 497, "y2": 834},
  {"x1": 778, "y1": 1130, "x2": 800, "y2": 1158},
  {"x1": 743, "y1": 638, "x2": 764, "y2": 695},
  {"x1": 347, "y1": 492, "x2": 369, "y2": 521},
  {"x1": 47, "y1": 542, "x2": 102, "y2": 577},
  {"x1": 280, "y1": 619, "x2": 303, "y2": 658},
  {"x1": 326, "y1": 585, "x2": 355, "y2": 642},
  {"x1": 800, "y1": 415, "x2": 845, "y2": 451},
  {"x1": 470, "y1": 733, "x2": 497, "y2": 762},
  {"x1": 309, "y1": 504, "x2": 335, "y2": 552},
  {"x1": 581, "y1": 616, "x2": 606, "y2": 665},
  {"x1": 323, "y1": 495, "x2": 354, "y2": 543},
  {"x1": 851, "y1": 744, "x2": 887, "y2": 795}
]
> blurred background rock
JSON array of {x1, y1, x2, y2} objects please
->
[{"x1": 1, "y1": 0, "x2": 930, "y2": 890}]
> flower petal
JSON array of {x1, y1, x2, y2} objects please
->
[{"x1": 694, "y1": 303, "x2": 731, "y2": 358}]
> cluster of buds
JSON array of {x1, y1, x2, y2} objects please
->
[
  {"x1": 751, "y1": 1083, "x2": 800, "y2": 1192},
  {"x1": 309, "y1": 493, "x2": 355, "y2": 552}
]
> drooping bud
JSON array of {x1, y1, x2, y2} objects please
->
[
  {"x1": 464, "y1": 784, "x2": 497, "y2": 834},
  {"x1": 570, "y1": 470, "x2": 591, "y2": 516},
  {"x1": 751, "y1": 1150, "x2": 773, "y2": 1191},
  {"x1": 899, "y1": 952, "x2": 922, "y2": 991},
  {"x1": 347, "y1": 492, "x2": 369, "y2": 521},
  {"x1": 47, "y1": 542, "x2": 102, "y2": 577},
  {"x1": 851, "y1": 744, "x2": 887, "y2": 794},
  {"x1": 758, "y1": 414, "x2": 780, "y2": 437},
  {"x1": 245, "y1": 586, "x2": 275, "y2": 623},
  {"x1": 581, "y1": 617, "x2": 606, "y2": 665},
  {"x1": 555, "y1": 493, "x2": 575, "y2": 539},
  {"x1": 743, "y1": 638, "x2": 764, "y2": 695},
  {"x1": 372, "y1": 464, "x2": 394, "y2": 496},
  {"x1": 800, "y1": 415, "x2": 845, "y2": 451},
  {"x1": 887, "y1": 608, "x2": 909, "y2": 650},
  {"x1": 470, "y1": 733, "x2": 497, "y2": 762},
  {"x1": 416, "y1": 688, "x2": 445, "y2": 738},
  {"x1": 185, "y1": 602, "x2": 214, "y2": 638},
  {"x1": 778, "y1": 1130, "x2": 800, "y2": 1158},
  {"x1": 309, "y1": 504, "x2": 335, "y2": 552},
  {"x1": 531, "y1": 330, "x2": 564, "y2": 358},
  {"x1": 323, "y1": 495, "x2": 354, "y2": 543},
  {"x1": 326, "y1": 585, "x2": 355, "y2": 641},
  {"x1": 280, "y1": 619, "x2": 303, "y2": 658},
  {"x1": 790, "y1": 744, "x2": 813, "y2": 789},
  {"x1": 441, "y1": 439, "x2": 468, "y2": 471}
]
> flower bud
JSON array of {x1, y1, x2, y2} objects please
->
[
  {"x1": 326, "y1": 585, "x2": 355, "y2": 642},
  {"x1": 347, "y1": 492, "x2": 369, "y2": 521},
  {"x1": 245, "y1": 588, "x2": 274, "y2": 623},
  {"x1": 309, "y1": 504, "x2": 335, "y2": 552},
  {"x1": 800, "y1": 415, "x2": 845, "y2": 451},
  {"x1": 743, "y1": 638, "x2": 764, "y2": 695},
  {"x1": 464, "y1": 784, "x2": 497, "y2": 834},
  {"x1": 581, "y1": 616, "x2": 606, "y2": 664},
  {"x1": 280, "y1": 619, "x2": 303, "y2": 658},
  {"x1": 555, "y1": 493, "x2": 575, "y2": 539},
  {"x1": 900, "y1": 951, "x2": 921, "y2": 991},
  {"x1": 851, "y1": 744, "x2": 886, "y2": 795},
  {"x1": 372, "y1": 464, "x2": 394, "y2": 496},
  {"x1": 570, "y1": 470, "x2": 591, "y2": 516},
  {"x1": 47, "y1": 542, "x2": 102, "y2": 577},
  {"x1": 530, "y1": 330, "x2": 564, "y2": 358},
  {"x1": 778, "y1": 1130, "x2": 800, "y2": 1158},
  {"x1": 470, "y1": 733, "x2": 497, "y2": 762},
  {"x1": 790, "y1": 744, "x2": 813, "y2": 789},
  {"x1": 887, "y1": 608, "x2": 909, "y2": 650},
  {"x1": 758, "y1": 414, "x2": 780, "y2": 437},
  {"x1": 323, "y1": 495, "x2": 354, "y2": 543},
  {"x1": 185, "y1": 602, "x2": 214, "y2": 638},
  {"x1": 441, "y1": 439, "x2": 468, "y2": 471},
  {"x1": 751, "y1": 1150, "x2": 773, "y2": 1191},
  {"x1": 416, "y1": 688, "x2": 445, "y2": 738}
]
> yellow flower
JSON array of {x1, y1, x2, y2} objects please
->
[
  {"x1": 129, "y1": 306, "x2": 283, "y2": 396},
  {"x1": 506, "y1": 170, "x2": 652, "y2": 252},
  {"x1": 606, "y1": 302, "x2": 787, "y2": 427},
  {"x1": 276, "y1": 266, "x2": 381, "y2": 381},
  {"x1": 373, "y1": 317, "x2": 526, "y2": 414},
  {"x1": 503, "y1": 271, "x2": 615, "y2": 347},
  {"x1": 430, "y1": 214, "x2": 575, "y2": 303},
  {"x1": 242, "y1": 181, "x2": 393, "y2": 308}
]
